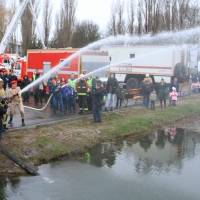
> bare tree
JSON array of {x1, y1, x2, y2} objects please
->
[
  {"x1": 127, "y1": 0, "x2": 135, "y2": 35},
  {"x1": 0, "y1": 0, "x2": 7, "y2": 41},
  {"x1": 107, "y1": 0, "x2": 125, "y2": 36},
  {"x1": 43, "y1": 0, "x2": 52, "y2": 47},
  {"x1": 20, "y1": 0, "x2": 41, "y2": 56}
]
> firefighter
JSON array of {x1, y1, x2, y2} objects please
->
[
  {"x1": 8, "y1": 80, "x2": 25, "y2": 126},
  {"x1": 0, "y1": 79, "x2": 8, "y2": 130},
  {"x1": 68, "y1": 73, "x2": 76, "y2": 88},
  {"x1": 87, "y1": 73, "x2": 97, "y2": 112},
  {"x1": 75, "y1": 74, "x2": 89, "y2": 114},
  {"x1": 32, "y1": 69, "x2": 41, "y2": 105}
]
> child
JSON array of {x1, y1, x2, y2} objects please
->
[
  {"x1": 115, "y1": 83, "x2": 125, "y2": 109},
  {"x1": 171, "y1": 87, "x2": 178, "y2": 106},
  {"x1": 149, "y1": 89, "x2": 157, "y2": 110}
]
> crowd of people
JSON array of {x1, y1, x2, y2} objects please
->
[
  {"x1": 142, "y1": 74, "x2": 179, "y2": 109},
  {"x1": 0, "y1": 68, "x2": 182, "y2": 142}
]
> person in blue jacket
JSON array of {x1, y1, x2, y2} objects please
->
[
  {"x1": 66, "y1": 82, "x2": 76, "y2": 113},
  {"x1": 51, "y1": 79, "x2": 64, "y2": 116}
]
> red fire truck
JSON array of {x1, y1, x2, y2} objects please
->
[{"x1": 15, "y1": 48, "x2": 110, "y2": 80}]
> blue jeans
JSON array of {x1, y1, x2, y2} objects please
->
[
  {"x1": 66, "y1": 96, "x2": 76, "y2": 111},
  {"x1": 0, "y1": 129, "x2": 2, "y2": 140},
  {"x1": 144, "y1": 95, "x2": 150, "y2": 108},
  {"x1": 53, "y1": 96, "x2": 64, "y2": 114},
  {"x1": 93, "y1": 104, "x2": 101, "y2": 122},
  {"x1": 62, "y1": 97, "x2": 67, "y2": 110}
]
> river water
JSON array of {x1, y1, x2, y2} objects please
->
[{"x1": 1, "y1": 128, "x2": 200, "y2": 200}]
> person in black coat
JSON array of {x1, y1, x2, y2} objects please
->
[
  {"x1": 141, "y1": 80, "x2": 154, "y2": 108},
  {"x1": 90, "y1": 83, "x2": 107, "y2": 122},
  {"x1": 22, "y1": 75, "x2": 31, "y2": 103},
  {"x1": 105, "y1": 73, "x2": 118, "y2": 111},
  {"x1": 8, "y1": 70, "x2": 18, "y2": 88},
  {"x1": 0, "y1": 95, "x2": 7, "y2": 142}
]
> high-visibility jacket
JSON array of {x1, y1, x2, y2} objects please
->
[
  {"x1": 87, "y1": 77, "x2": 96, "y2": 91},
  {"x1": 68, "y1": 78, "x2": 76, "y2": 88},
  {"x1": 76, "y1": 80, "x2": 88, "y2": 96},
  {"x1": 32, "y1": 73, "x2": 41, "y2": 81},
  {"x1": 87, "y1": 77, "x2": 95, "y2": 86}
]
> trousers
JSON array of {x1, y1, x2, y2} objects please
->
[
  {"x1": 105, "y1": 93, "x2": 115, "y2": 108},
  {"x1": 10, "y1": 101, "x2": 25, "y2": 118}
]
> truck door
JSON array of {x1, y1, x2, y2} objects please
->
[{"x1": 43, "y1": 62, "x2": 51, "y2": 75}]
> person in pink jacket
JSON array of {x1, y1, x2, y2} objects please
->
[{"x1": 171, "y1": 87, "x2": 178, "y2": 106}]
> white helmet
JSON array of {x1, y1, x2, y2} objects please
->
[
  {"x1": 79, "y1": 74, "x2": 84, "y2": 78},
  {"x1": 146, "y1": 74, "x2": 149, "y2": 77}
]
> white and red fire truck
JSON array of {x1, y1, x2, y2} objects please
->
[{"x1": 101, "y1": 45, "x2": 198, "y2": 89}]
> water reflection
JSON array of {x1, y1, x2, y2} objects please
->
[
  {"x1": 74, "y1": 128, "x2": 199, "y2": 175},
  {"x1": 1, "y1": 128, "x2": 200, "y2": 200},
  {"x1": 0, "y1": 176, "x2": 21, "y2": 200}
]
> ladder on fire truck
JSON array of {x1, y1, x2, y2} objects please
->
[{"x1": 0, "y1": 0, "x2": 45, "y2": 55}]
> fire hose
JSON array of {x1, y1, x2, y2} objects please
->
[{"x1": 23, "y1": 94, "x2": 53, "y2": 111}]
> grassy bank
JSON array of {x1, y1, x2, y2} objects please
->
[{"x1": 1, "y1": 95, "x2": 200, "y2": 174}]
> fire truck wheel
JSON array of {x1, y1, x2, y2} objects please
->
[
  {"x1": 174, "y1": 63, "x2": 186, "y2": 79},
  {"x1": 126, "y1": 78, "x2": 139, "y2": 90}
]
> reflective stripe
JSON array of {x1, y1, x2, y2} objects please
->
[
  {"x1": 78, "y1": 86, "x2": 86, "y2": 88},
  {"x1": 84, "y1": 108, "x2": 88, "y2": 111},
  {"x1": 77, "y1": 93, "x2": 87, "y2": 95}
]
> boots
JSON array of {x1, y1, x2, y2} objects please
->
[
  {"x1": 78, "y1": 110, "x2": 83, "y2": 114},
  {"x1": 3, "y1": 124, "x2": 8, "y2": 130},
  {"x1": 22, "y1": 119, "x2": 25, "y2": 126},
  {"x1": 105, "y1": 107, "x2": 108, "y2": 112},
  {"x1": 8, "y1": 118, "x2": 12, "y2": 124}
]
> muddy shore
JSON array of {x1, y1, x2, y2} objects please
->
[{"x1": 1, "y1": 94, "x2": 200, "y2": 175}]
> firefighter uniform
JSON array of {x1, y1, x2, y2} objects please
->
[
  {"x1": 8, "y1": 80, "x2": 25, "y2": 126},
  {"x1": 76, "y1": 75, "x2": 89, "y2": 114}
]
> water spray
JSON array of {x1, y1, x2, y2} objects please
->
[{"x1": 19, "y1": 25, "x2": 200, "y2": 95}]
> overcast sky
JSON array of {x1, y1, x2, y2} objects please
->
[
  {"x1": 51, "y1": 0, "x2": 113, "y2": 33},
  {"x1": 75, "y1": 0, "x2": 113, "y2": 31}
]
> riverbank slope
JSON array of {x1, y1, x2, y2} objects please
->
[{"x1": 1, "y1": 94, "x2": 200, "y2": 175}]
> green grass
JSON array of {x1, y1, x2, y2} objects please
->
[{"x1": 35, "y1": 136, "x2": 52, "y2": 147}]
